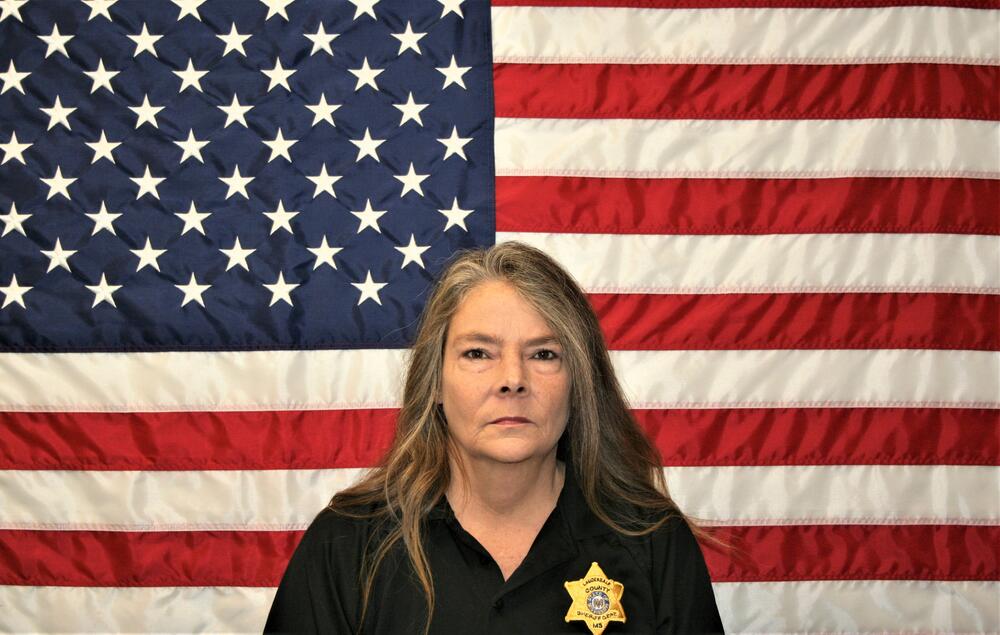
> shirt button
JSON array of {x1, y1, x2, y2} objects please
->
[{"x1": 493, "y1": 598, "x2": 504, "y2": 611}]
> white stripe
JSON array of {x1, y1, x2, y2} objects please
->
[
  {"x1": 2, "y1": 349, "x2": 997, "y2": 411},
  {"x1": 713, "y1": 580, "x2": 1000, "y2": 634},
  {"x1": 494, "y1": 118, "x2": 1000, "y2": 178},
  {"x1": 491, "y1": 6, "x2": 1000, "y2": 64},
  {"x1": 1, "y1": 465, "x2": 995, "y2": 530},
  {"x1": 499, "y1": 232, "x2": 1000, "y2": 294},
  {"x1": 666, "y1": 465, "x2": 999, "y2": 525}
]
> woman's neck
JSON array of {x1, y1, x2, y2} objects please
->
[{"x1": 446, "y1": 454, "x2": 565, "y2": 521}]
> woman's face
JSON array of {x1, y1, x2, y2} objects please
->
[{"x1": 441, "y1": 280, "x2": 571, "y2": 468}]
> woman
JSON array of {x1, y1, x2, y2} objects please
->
[{"x1": 265, "y1": 242, "x2": 724, "y2": 634}]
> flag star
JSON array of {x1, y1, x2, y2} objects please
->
[
  {"x1": 306, "y1": 164, "x2": 341, "y2": 198},
  {"x1": 39, "y1": 24, "x2": 73, "y2": 58},
  {"x1": 351, "y1": 199, "x2": 386, "y2": 233},
  {"x1": 1, "y1": 202, "x2": 29, "y2": 236},
  {"x1": 394, "y1": 92, "x2": 428, "y2": 126},
  {"x1": 217, "y1": 23, "x2": 250, "y2": 56},
  {"x1": 437, "y1": 55, "x2": 471, "y2": 89},
  {"x1": 439, "y1": 197, "x2": 473, "y2": 231},
  {"x1": 82, "y1": 0, "x2": 117, "y2": 20},
  {"x1": 260, "y1": 0, "x2": 294, "y2": 20},
  {"x1": 218, "y1": 95, "x2": 252, "y2": 128},
  {"x1": 264, "y1": 200, "x2": 298, "y2": 234},
  {"x1": 264, "y1": 272, "x2": 298, "y2": 307},
  {"x1": 438, "y1": 126, "x2": 472, "y2": 160},
  {"x1": 305, "y1": 24, "x2": 337, "y2": 56},
  {"x1": 130, "y1": 94, "x2": 163, "y2": 129},
  {"x1": 305, "y1": 94, "x2": 339, "y2": 127},
  {"x1": 131, "y1": 237, "x2": 166, "y2": 271},
  {"x1": 128, "y1": 23, "x2": 162, "y2": 57},
  {"x1": 41, "y1": 238, "x2": 77, "y2": 273},
  {"x1": 0, "y1": 61, "x2": 29, "y2": 95},
  {"x1": 172, "y1": 0, "x2": 207, "y2": 20},
  {"x1": 41, "y1": 167, "x2": 76, "y2": 200},
  {"x1": 352, "y1": 270, "x2": 387, "y2": 306},
  {"x1": 391, "y1": 21, "x2": 426, "y2": 55},
  {"x1": 348, "y1": 0, "x2": 378, "y2": 20},
  {"x1": 1, "y1": 275, "x2": 30, "y2": 309},
  {"x1": 174, "y1": 59, "x2": 208, "y2": 92},
  {"x1": 262, "y1": 58, "x2": 296, "y2": 92},
  {"x1": 130, "y1": 165, "x2": 165, "y2": 199},
  {"x1": 174, "y1": 129, "x2": 209, "y2": 163},
  {"x1": 41, "y1": 96, "x2": 76, "y2": 131},
  {"x1": 438, "y1": 0, "x2": 464, "y2": 18},
  {"x1": 349, "y1": 57, "x2": 383, "y2": 91},
  {"x1": 86, "y1": 273, "x2": 122, "y2": 308},
  {"x1": 85, "y1": 200, "x2": 122, "y2": 235},
  {"x1": 350, "y1": 127, "x2": 384, "y2": 162},
  {"x1": 85, "y1": 130, "x2": 121, "y2": 164},
  {"x1": 220, "y1": 237, "x2": 254, "y2": 271},
  {"x1": 0, "y1": 0, "x2": 27, "y2": 23},
  {"x1": 395, "y1": 234, "x2": 430, "y2": 269},
  {"x1": 175, "y1": 273, "x2": 211, "y2": 307},
  {"x1": 262, "y1": 128, "x2": 297, "y2": 162},
  {"x1": 219, "y1": 165, "x2": 253, "y2": 199},
  {"x1": 175, "y1": 201, "x2": 211, "y2": 235},
  {"x1": 395, "y1": 162, "x2": 429, "y2": 197},
  {"x1": 307, "y1": 236, "x2": 342, "y2": 270},
  {"x1": 1, "y1": 131, "x2": 30, "y2": 165},
  {"x1": 84, "y1": 60, "x2": 119, "y2": 93}
]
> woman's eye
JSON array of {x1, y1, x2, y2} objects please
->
[
  {"x1": 532, "y1": 349, "x2": 560, "y2": 361},
  {"x1": 461, "y1": 348, "x2": 488, "y2": 360}
]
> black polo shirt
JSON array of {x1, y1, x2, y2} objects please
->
[{"x1": 264, "y1": 468, "x2": 724, "y2": 634}]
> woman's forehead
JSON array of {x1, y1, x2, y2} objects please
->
[{"x1": 447, "y1": 281, "x2": 558, "y2": 342}]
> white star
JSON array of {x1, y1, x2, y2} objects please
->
[
  {"x1": 82, "y1": 0, "x2": 117, "y2": 20},
  {"x1": 218, "y1": 94, "x2": 252, "y2": 128},
  {"x1": 391, "y1": 21, "x2": 426, "y2": 55},
  {"x1": 395, "y1": 162, "x2": 429, "y2": 197},
  {"x1": 175, "y1": 201, "x2": 211, "y2": 235},
  {"x1": 264, "y1": 200, "x2": 298, "y2": 234},
  {"x1": 172, "y1": 0, "x2": 207, "y2": 20},
  {"x1": 174, "y1": 129, "x2": 209, "y2": 163},
  {"x1": 220, "y1": 237, "x2": 254, "y2": 271},
  {"x1": 1, "y1": 202, "x2": 29, "y2": 236},
  {"x1": 348, "y1": 0, "x2": 378, "y2": 20},
  {"x1": 262, "y1": 128, "x2": 297, "y2": 162},
  {"x1": 349, "y1": 57, "x2": 383, "y2": 91},
  {"x1": 219, "y1": 166, "x2": 253, "y2": 199},
  {"x1": 131, "y1": 237, "x2": 166, "y2": 271},
  {"x1": 86, "y1": 273, "x2": 122, "y2": 308},
  {"x1": 0, "y1": 0, "x2": 27, "y2": 23},
  {"x1": 217, "y1": 24, "x2": 250, "y2": 56},
  {"x1": 393, "y1": 92, "x2": 428, "y2": 127},
  {"x1": 39, "y1": 24, "x2": 73, "y2": 58},
  {"x1": 264, "y1": 272, "x2": 298, "y2": 307},
  {"x1": 437, "y1": 55, "x2": 470, "y2": 89},
  {"x1": 305, "y1": 94, "x2": 339, "y2": 127},
  {"x1": 84, "y1": 59, "x2": 118, "y2": 94},
  {"x1": 174, "y1": 59, "x2": 208, "y2": 92},
  {"x1": 0, "y1": 61, "x2": 29, "y2": 95},
  {"x1": 352, "y1": 270, "x2": 387, "y2": 306},
  {"x1": 175, "y1": 273, "x2": 211, "y2": 307},
  {"x1": 1, "y1": 131, "x2": 30, "y2": 165},
  {"x1": 395, "y1": 234, "x2": 430, "y2": 269},
  {"x1": 349, "y1": 127, "x2": 384, "y2": 162},
  {"x1": 260, "y1": 0, "x2": 294, "y2": 20},
  {"x1": 85, "y1": 130, "x2": 121, "y2": 164},
  {"x1": 438, "y1": 126, "x2": 472, "y2": 160},
  {"x1": 438, "y1": 0, "x2": 464, "y2": 18},
  {"x1": 129, "y1": 94, "x2": 163, "y2": 129},
  {"x1": 439, "y1": 197, "x2": 474, "y2": 231},
  {"x1": 262, "y1": 58, "x2": 296, "y2": 92},
  {"x1": 0, "y1": 274, "x2": 30, "y2": 309},
  {"x1": 41, "y1": 167, "x2": 76, "y2": 200},
  {"x1": 41, "y1": 96, "x2": 76, "y2": 131},
  {"x1": 128, "y1": 23, "x2": 162, "y2": 57},
  {"x1": 307, "y1": 236, "x2": 342, "y2": 270},
  {"x1": 351, "y1": 198, "x2": 386, "y2": 233},
  {"x1": 130, "y1": 165, "x2": 165, "y2": 199},
  {"x1": 306, "y1": 164, "x2": 341, "y2": 198},
  {"x1": 85, "y1": 200, "x2": 122, "y2": 235},
  {"x1": 41, "y1": 238, "x2": 77, "y2": 273},
  {"x1": 305, "y1": 24, "x2": 337, "y2": 56}
]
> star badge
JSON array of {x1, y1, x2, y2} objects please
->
[{"x1": 564, "y1": 562, "x2": 625, "y2": 635}]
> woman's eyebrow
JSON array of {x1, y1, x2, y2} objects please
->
[{"x1": 452, "y1": 333, "x2": 559, "y2": 347}]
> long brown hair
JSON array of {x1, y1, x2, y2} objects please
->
[{"x1": 329, "y1": 241, "x2": 679, "y2": 632}]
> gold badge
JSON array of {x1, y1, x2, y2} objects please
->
[{"x1": 564, "y1": 561, "x2": 626, "y2": 635}]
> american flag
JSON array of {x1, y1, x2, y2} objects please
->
[{"x1": 0, "y1": 0, "x2": 997, "y2": 632}]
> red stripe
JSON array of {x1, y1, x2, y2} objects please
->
[
  {"x1": 592, "y1": 293, "x2": 1000, "y2": 351},
  {"x1": 493, "y1": 0, "x2": 1000, "y2": 7},
  {"x1": 702, "y1": 525, "x2": 1000, "y2": 582},
  {"x1": 638, "y1": 407, "x2": 1000, "y2": 466},
  {"x1": 496, "y1": 177, "x2": 1000, "y2": 235},
  {"x1": 495, "y1": 64, "x2": 1000, "y2": 120}
]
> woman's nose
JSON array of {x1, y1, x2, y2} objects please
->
[{"x1": 498, "y1": 356, "x2": 527, "y2": 394}]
